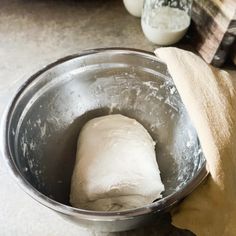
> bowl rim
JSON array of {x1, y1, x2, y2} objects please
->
[{"x1": 0, "y1": 47, "x2": 208, "y2": 221}]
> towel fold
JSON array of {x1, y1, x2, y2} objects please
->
[{"x1": 155, "y1": 47, "x2": 236, "y2": 236}]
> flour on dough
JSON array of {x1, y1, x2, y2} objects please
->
[{"x1": 70, "y1": 114, "x2": 164, "y2": 211}]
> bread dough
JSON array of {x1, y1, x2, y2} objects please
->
[{"x1": 70, "y1": 114, "x2": 164, "y2": 211}]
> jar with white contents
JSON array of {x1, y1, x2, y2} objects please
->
[
  {"x1": 123, "y1": 0, "x2": 144, "y2": 17},
  {"x1": 141, "y1": 0, "x2": 192, "y2": 45}
]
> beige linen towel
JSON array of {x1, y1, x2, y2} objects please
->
[{"x1": 155, "y1": 47, "x2": 236, "y2": 236}]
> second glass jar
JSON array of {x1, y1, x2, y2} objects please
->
[{"x1": 141, "y1": 0, "x2": 192, "y2": 45}]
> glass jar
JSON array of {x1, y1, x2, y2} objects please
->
[
  {"x1": 123, "y1": 0, "x2": 144, "y2": 17},
  {"x1": 141, "y1": 0, "x2": 192, "y2": 45}
]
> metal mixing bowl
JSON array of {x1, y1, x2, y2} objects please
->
[{"x1": 1, "y1": 48, "x2": 208, "y2": 232}]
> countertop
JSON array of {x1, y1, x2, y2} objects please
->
[{"x1": 0, "y1": 1, "x2": 235, "y2": 236}]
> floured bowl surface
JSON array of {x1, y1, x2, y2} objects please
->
[{"x1": 1, "y1": 48, "x2": 207, "y2": 232}]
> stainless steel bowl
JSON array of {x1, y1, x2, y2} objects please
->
[{"x1": 1, "y1": 48, "x2": 208, "y2": 232}]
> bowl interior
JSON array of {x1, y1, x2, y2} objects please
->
[{"x1": 7, "y1": 49, "x2": 204, "y2": 207}]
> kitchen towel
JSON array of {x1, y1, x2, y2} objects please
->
[{"x1": 155, "y1": 47, "x2": 236, "y2": 236}]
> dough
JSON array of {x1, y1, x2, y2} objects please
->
[{"x1": 70, "y1": 114, "x2": 164, "y2": 211}]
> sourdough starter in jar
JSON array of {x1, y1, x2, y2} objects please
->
[{"x1": 141, "y1": 0, "x2": 192, "y2": 45}]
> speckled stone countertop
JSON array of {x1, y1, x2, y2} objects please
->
[{"x1": 0, "y1": 1, "x2": 235, "y2": 236}]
